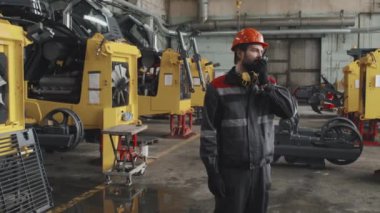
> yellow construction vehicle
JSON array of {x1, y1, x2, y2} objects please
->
[
  {"x1": 138, "y1": 48, "x2": 194, "y2": 137},
  {"x1": 341, "y1": 48, "x2": 380, "y2": 146},
  {"x1": 0, "y1": 0, "x2": 148, "y2": 183},
  {"x1": 25, "y1": 31, "x2": 145, "y2": 169},
  {"x1": 343, "y1": 48, "x2": 376, "y2": 116},
  {"x1": 136, "y1": 30, "x2": 196, "y2": 137},
  {"x1": 355, "y1": 49, "x2": 380, "y2": 144},
  {"x1": 138, "y1": 48, "x2": 192, "y2": 116},
  {"x1": 358, "y1": 50, "x2": 380, "y2": 119},
  {"x1": 0, "y1": 17, "x2": 53, "y2": 212}
]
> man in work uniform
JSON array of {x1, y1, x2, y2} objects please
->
[{"x1": 200, "y1": 28, "x2": 296, "y2": 213}]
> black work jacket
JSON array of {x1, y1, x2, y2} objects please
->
[{"x1": 200, "y1": 67, "x2": 296, "y2": 173}]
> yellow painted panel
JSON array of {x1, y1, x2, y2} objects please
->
[
  {"x1": 0, "y1": 21, "x2": 28, "y2": 134},
  {"x1": 359, "y1": 49, "x2": 380, "y2": 119},
  {"x1": 343, "y1": 60, "x2": 360, "y2": 113}
]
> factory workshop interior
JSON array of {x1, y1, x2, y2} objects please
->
[{"x1": 0, "y1": 0, "x2": 380, "y2": 212}]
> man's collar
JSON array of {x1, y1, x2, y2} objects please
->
[{"x1": 224, "y1": 66, "x2": 243, "y2": 86}]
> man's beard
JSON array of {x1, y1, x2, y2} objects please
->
[{"x1": 242, "y1": 57, "x2": 257, "y2": 73}]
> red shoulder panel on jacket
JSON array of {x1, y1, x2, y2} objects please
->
[{"x1": 211, "y1": 75, "x2": 231, "y2": 88}]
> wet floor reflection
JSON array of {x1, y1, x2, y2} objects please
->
[{"x1": 61, "y1": 184, "x2": 204, "y2": 213}]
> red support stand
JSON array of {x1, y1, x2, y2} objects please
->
[
  {"x1": 170, "y1": 114, "x2": 175, "y2": 136},
  {"x1": 168, "y1": 112, "x2": 195, "y2": 138},
  {"x1": 350, "y1": 116, "x2": 380, "y2": 146},
  {"x1": 116, "y1": 135, "x2": 139, "y2": 161},
  {"x1": 177, "y1": 115, "x2": 182, "y2": 135},
  {"x1": 132, "y1": 134, "x2": 138, "y2": 147}
]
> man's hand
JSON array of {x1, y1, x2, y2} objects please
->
[
  {"x1": 252, "y1": 58, "x2": 268, "y2": 86},
  {"x1": 208, "y1": 173, "x2": 226, "y2": 197}
]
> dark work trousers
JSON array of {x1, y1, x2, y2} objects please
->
[{"x1": 214, "y1": 165, "x2": 270, "y2": 213}]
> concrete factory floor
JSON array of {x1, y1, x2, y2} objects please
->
[{"x1": 45, "y1": 106, "x2": 380, "y2": 213}]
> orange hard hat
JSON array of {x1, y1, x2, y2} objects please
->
[{"x1": 231, "y1": 28, "x2": 269, "y2": 51}]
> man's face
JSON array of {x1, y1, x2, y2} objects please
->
[
  {"x1": 239, "y1": 44, "x2": 264, "y2": 72},
  {"x1": 242, "y1": 44, "x2": 264, "y2": 63}
]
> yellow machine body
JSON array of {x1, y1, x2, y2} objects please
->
[
  {"x1": 26, "y1": 33, "x2": 140, "y2": 128},
  {"x1": 24, "y1": 33, "x2": 141, "y2": 171},
  {"x1": 358, "y1": 49, "x2": 380, "y2": 120},
  {"x1": 190, "y1": 58, "x2": 215, "y2": 107},
  {"x1": 0, "y1": 19, "x2": 29, "y2": 135},
  {"x1": 138, "y1": 48, "x2": 192, "y2": 116},
  {"x1": 0, "y1": 20, "x2": 54, "y2": 212},
  {"x1": 343, "y1": 60, "x2": 361, "y2": 113}
]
